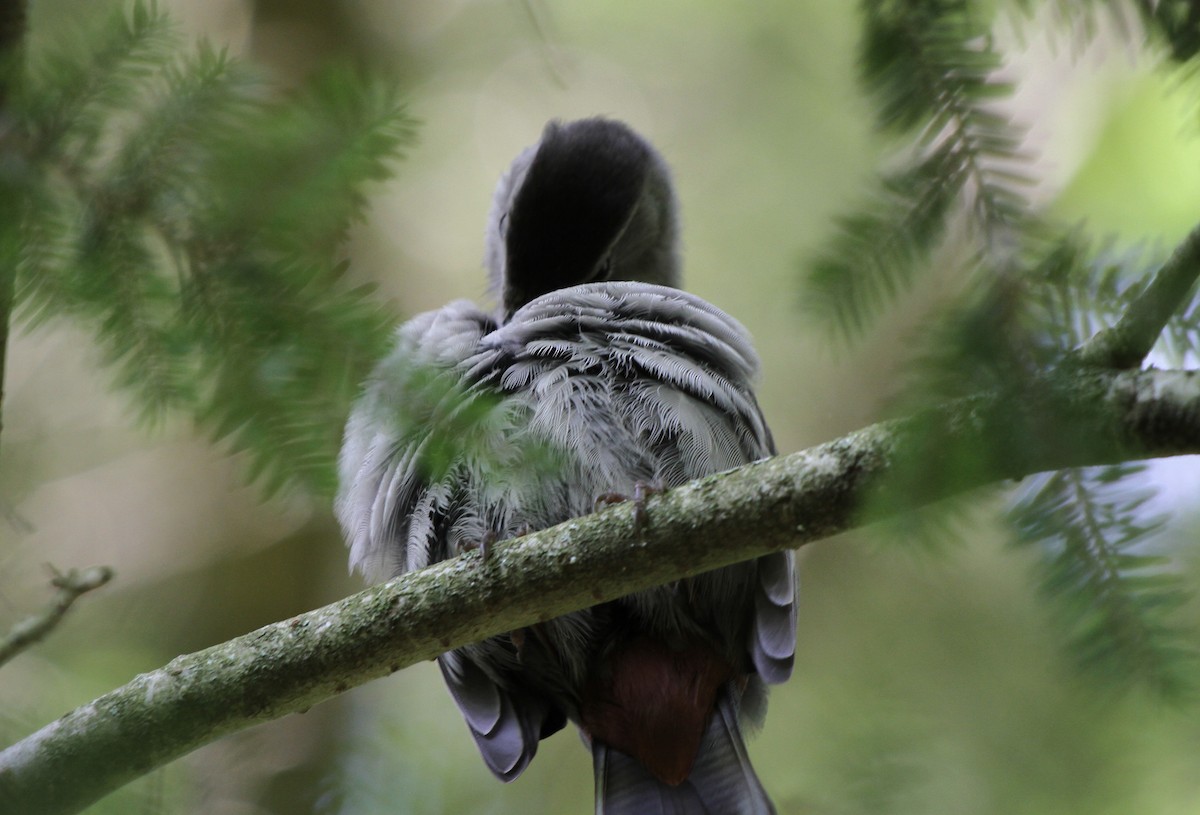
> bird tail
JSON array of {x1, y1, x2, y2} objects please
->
[{"x1": 593, "y1": 694, "x2": 776, "y2": 815}]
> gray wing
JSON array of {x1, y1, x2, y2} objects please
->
[
  {"x1": 483, "y1": 282, "x2": 771, "y2": 489},
  {"x1": 336, "y1": 299, "x2": 499, "y2": 581},
  {"x1": 487, "y1": 282, "x2": 798, "y2": 685},
  {"x1": 336, "y1": 300, "x2": 566, "y2": 781},
  {"x1": 438, "y1": 650, "x2": 564, "y2": 782},
  {"x1": 751, "y1": 550, "x2": 796, "y2": 684}
]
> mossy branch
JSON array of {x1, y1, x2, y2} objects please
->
[{"x1": 2, "y1": 364, "x2": 1200, "y2": 815}]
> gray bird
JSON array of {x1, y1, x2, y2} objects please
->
[{"x1": 337, "y1": 118, "x2": 797, "y2": 814}]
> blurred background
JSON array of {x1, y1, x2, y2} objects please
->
[{"x1": 5, "y1": 1, "x2": 1200, "y2": 813}]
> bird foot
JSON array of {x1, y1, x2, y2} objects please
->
[
  {"x1": 465, "y1": 523, "x2": 532, "y2": 562},
  {"x1": 593, "y1": 481, "x2": 663, "y2": 534},
  {"x1": 462, "y1": 529, "x2": 499, "y2": 561}
]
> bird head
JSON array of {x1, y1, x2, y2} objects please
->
[{"x1": 485, "y1": 118, "x2": 680, "y2": 319}]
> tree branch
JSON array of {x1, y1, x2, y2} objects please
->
[
  {"x1": 0, "y1": 566, "x2": 115, "y2": 668},
  {"x1": 2, "y1": 364, "x2": 1200, "y2": 815},
  {"x1": 1077, "y1": 221, "x2": 1200, "y2": 368}
]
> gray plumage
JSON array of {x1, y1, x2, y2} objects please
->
[{"x1": 336, "y1": 118, "x2": 797, "y2": 813}]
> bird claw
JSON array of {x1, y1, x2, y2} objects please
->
[
  {"x1": 593, "y1": 481, "x2": 663, "y2": 534},
  {"x1": 462, "y1": 529, "x2": 499, "y2": 562},
  {"x1": 465, "y1": 523, "x2": 533, "y2": 562}
]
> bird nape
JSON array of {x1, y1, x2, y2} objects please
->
[{"x1": 336, "y1": 117, "x2": 796, "y2": 815}]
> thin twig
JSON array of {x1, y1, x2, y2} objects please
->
[
  {"x1": 1076, "y1": 221, "x2": 1200, "y2": 369},
  {"x1": 0, "y1": 566, "x2": 115, "y2": 668}
]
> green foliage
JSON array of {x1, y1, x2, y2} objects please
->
[
  {"x1": 1023, "y1": 233, "x2": 1144, "y2": 353},
  {"x1": 1135, "y1": 0, "x2": 1200, "y2": 62},
  {"x1": 805, "y1": 149, "x2": 962, "y2": 341},
  {"x1": 364, "y1": 353, "x2": 564, "y2": 492},
  {"x1": 1011, "y1": 465, "x2": 1192, "y2": 696},
  {"x1": 6, "y1": 1, "x2": 413, "y2": 496},
  {"x1": 805, "y1": 0, "x2": 1200, "y2": 696},
  {"x1": 805, "y1": 0, "x2": 1029, "y2": 342},
  {"x1": 1015, "y1": 238, "x2": 1196, "y2": 692}
]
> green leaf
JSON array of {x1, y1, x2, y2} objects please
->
[
  {"x1": 12, "y1": 2, "x2": 415, "y2": 497},
  {"x1": 1010, "y1": 464, "x2": 1195, "y2": 697},
  {"x1": 804, "y1": 0, "x2": 1032, "y2": 342}
]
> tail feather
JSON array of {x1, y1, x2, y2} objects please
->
[
  {"x1": 751, "y1": 551, "x2": 797, "y2": 685},
  {"x1": 594, "y1": 694, "x2": 775, "y2": 815},
  {"x1": 594, "y1": 746, "x2": 706, "y2": 815},
  {"x1": 439, "y1": 651, "x2": 563, "y2": 781}
]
